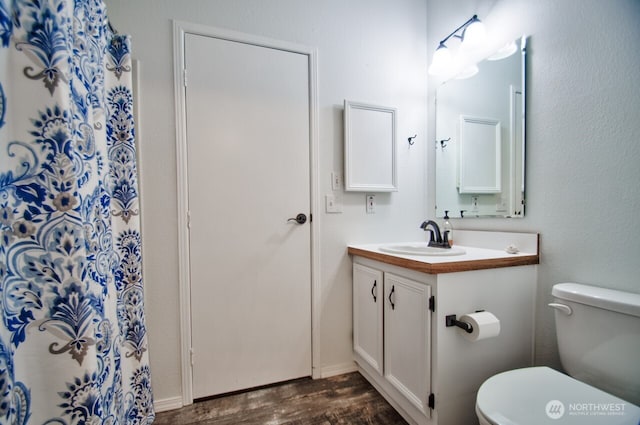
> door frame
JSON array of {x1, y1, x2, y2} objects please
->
[{"x1": 172, "y1": 20, "x2": 320, "y2": 406}]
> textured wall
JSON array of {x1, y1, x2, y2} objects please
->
[
  {"x1": 103, "y1": 0, "x2": 640, "y2": 406},
  {"x1": 427, "y1": 0, "x2": 640, "y2": 367},
  {"x1": 104, "y1": 0, "x2": 428, "y2": 404}
]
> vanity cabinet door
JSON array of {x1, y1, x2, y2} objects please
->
[
  {"x1": 353, "y1": 264, "x2": 384, "y2": 374},
  {"x1": 384, "y1": 273, "x2": 431, "y2": 414}
]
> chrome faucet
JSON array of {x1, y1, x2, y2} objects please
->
[{"x1": 420, "y1": 220, "x2": 451, "y2": 249}]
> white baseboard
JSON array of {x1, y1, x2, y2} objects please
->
[
  {"x1": 154, "y1": 396, "x2": 183, "y2": 413},
  {"x1": 153, "y1": 363, "x2": 357, "y2": 413},
  {"x1": 318, "y1": 361, "x2": 358, "y2": 378}
]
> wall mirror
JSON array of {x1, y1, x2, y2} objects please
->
[
  {"x1": 344, "y1": 100, "x2": 397, "y2": 192},
  {"x1": 435, "y1": 36, "x2": 526, "y2": 218}
]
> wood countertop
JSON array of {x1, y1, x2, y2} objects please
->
[{"x1": 347, "y1": 244, "x2": 539, "y2": 274}]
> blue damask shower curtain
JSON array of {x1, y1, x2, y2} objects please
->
[{"x1": 0, "y1": 0, "x2": 154, "y2": 423}]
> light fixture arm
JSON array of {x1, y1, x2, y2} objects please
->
[
  {"x1": 438, "y1": 14, "x2": 480, "y2": 46},
  {"x1": 428, "y1": 14, "x2": 485, "y2": 77}
]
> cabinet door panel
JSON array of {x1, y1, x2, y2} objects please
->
[
  {"x1": 384, "y1": 273, "x2": 431, "y2": 413},
  {"x1": 353, "y1": 264, "x2": 384, "y2": 374}
]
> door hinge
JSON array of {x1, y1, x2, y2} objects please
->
[
  {"x1": 187, "y1": 210, "x2": 192, "y2": 228},
  {"x1": 428, "y1": 393, "x2": 435, "y2": 410},
  {"x1": 429, "y1": 295, "x2": 435, "y2": 312},
  {"x1": 190, "y1": 347, "x2": 195, "y2": 366},
  {"x1": 183, "y1": 68, "x2": 188, "y2": 87}
]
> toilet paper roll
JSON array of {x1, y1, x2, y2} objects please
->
[{"x1": 459, "y1": 311, "x2": 500, "y2": 341}]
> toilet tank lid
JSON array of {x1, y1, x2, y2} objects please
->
[{"x1": 553, "y1": 283, "x2": 640, "y2": 318}]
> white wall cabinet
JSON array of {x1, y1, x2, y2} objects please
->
[
  {"x1": 344, "y1": 100, "x2": 398, "y2": 192},
  {"x1": 352, "y1": 256, "x2": 536, "y2": 425}
]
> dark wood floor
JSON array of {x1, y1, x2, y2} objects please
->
[{"x1": 153, "y1": 372, "x2": 408, "y2": 425}]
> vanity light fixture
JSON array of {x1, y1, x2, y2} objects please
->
[
  {"x1": 455, "y1": 64, "x2": 479, "y2": 80},
  {"x1": 428, "y1": 14, "x2": 487, "y2": 76},
  {"x1": 487, "y1": 40, "x2": 518, "y2": 61}
]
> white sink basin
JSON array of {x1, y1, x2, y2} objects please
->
[{"x1": 379, "y1": 243, "x2": 466, "y2": 256}]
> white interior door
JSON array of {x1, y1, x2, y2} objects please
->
[{"x1": 184, "y1": 33, "x2": 311, "y2": 399}]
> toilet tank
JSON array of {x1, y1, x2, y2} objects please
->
[{"x1": 551, "y1": 282, "x2": 640, "y2": 406}]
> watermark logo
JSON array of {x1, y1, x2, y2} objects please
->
[
  {"x1": 546, "y1": 400, "x2": 565, "y2": 419},
  {"x1": 545, "y1": 399, "x2": 628, "y2": 419}
]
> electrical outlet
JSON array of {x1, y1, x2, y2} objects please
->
[
  {"x1": 366, "y1": 194, "x2": 376, "y2": 214},
  {"x1": 471, "y1": 196, "x2": 479, "y2": 212}
]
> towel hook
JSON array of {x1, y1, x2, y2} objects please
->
[
  {"x1": 408, "y1": 134, "x2": 417, "y2": 146},
  {"x1": 437, "y1": 137, "x2": 451, "y2": 149}
]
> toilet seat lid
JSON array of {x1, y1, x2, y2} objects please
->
[{"x1": 476, "y1": 366, "x2": 640, "y2": 425}]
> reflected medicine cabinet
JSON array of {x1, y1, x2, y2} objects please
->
[
  {"x1": 458, "y1": 115, "x2": 501, "y2": 194},
  {"x1": 344, "y1": 100, "x2": 398, "y2": 192}
]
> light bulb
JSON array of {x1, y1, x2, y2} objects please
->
[
  {"x1": 461, "y1": 19, "x2": 486, "y2": 50},
  {"x1": 428, "y1": 44, "x2": 452, "y2": 76}
]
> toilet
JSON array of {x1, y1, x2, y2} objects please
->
[{"x1": 476, "y1": 283, "x2": 640, "y2": 424}]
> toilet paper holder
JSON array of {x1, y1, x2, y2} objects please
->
[{"x1": 445, "y1": 314, "x2": 474, "y2": 333}]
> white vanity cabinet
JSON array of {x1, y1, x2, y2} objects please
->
[
  {"x1": 353, "y1": 263, "x2": 384, "y2": 375},
  {"x1": 383, "y1": 273, "x2": 431, "y2": 414},
  {"x1": 350, "y1": 232, "x2": 539, "y2": 425},
  {"x1": 353, "y1": 263, "x2": 433, "y2": 420}
]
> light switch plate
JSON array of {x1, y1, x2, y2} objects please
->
[
  {"x1": 325, "y1": 194, "x2": 342, "y2": 213},
  {"x1": 331, "y1": 172, "x2": 342, "y2": 191}
]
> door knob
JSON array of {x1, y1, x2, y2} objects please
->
[{"x1": 287, "y1": 213, "x2": 307, "y2": 224}]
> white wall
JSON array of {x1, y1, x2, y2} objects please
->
[
  {"x1": 104, "y1": 0, "x2": 428, "y2": 404},
  {"x1": 105, "y1": 0, "x2": 640, "y2": 407},
  {"x1": 427, "y1": 0, "x2": 640, "y2": 367}
]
